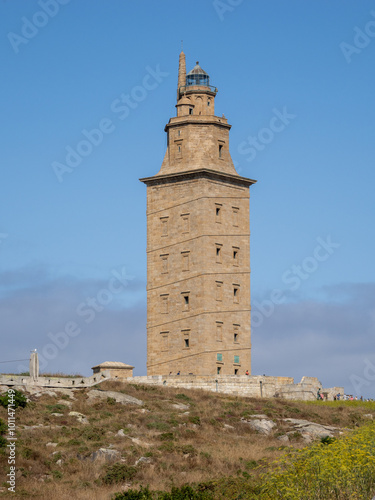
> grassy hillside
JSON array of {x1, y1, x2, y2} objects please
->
[{"x1": 0, "y1": 381, "x2": 374, "y2": 499}]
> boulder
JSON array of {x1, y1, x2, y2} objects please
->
[
  {"x1": 69, "y1": 411, "x2": 89, "y2": 424},
  {"x1": 241, "y1": 417, "x2": 276, "y2": 435},
  {"x1": 87, "y1": 389, "x2": 143, "y2": 406},
  {"x1": 171, "y1": 403, "x2": 190, "y2": 410},
  {"x1": 135, "y1": 456, "x2": 152, "y2": 466},
  {"x1": 277, "y1": 434, "x2": 289, "y2": 443},
  {"x1": 125, "y1": 435, "x2": 151, "y2": 448},
  {"x1": 283, "y1": 418, "x2": 341, "y2": 442},
  {"x1": 90, "y1": 448, "x2": 121, "y2": 463}
]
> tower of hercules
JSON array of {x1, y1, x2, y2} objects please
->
[{"x1": 140, "y1": 52, "x2": 256, "y2": 376}]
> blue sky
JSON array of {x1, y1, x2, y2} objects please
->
[{"x1": 1, "y1": 0, "x2": 375, "y2": 397}]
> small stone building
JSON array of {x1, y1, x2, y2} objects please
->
[{"x1": 91, "y1": 361, "x2": 134, "y2": 379}]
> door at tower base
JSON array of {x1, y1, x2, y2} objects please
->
[{"x1": 140, "y1": 52, "x2": 256, "y2": 377}]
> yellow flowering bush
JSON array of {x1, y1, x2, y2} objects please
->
[{"x1": 260, "y1": 422, "x2": 375, "y2": 499}]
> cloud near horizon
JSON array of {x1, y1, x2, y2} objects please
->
[
  {"x1": 252, "y1": 282, "x2": 375, "y2": 397},
  {"x1": 0, "y1": 265, "x2": 147, "y2": 377},
  {"x1": 1, "y1": 266, "x2": 374, "y2": 397}
]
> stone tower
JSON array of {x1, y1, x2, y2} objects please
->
[{"x1": 140, "y1": 52, "x2": 256, "y2": 376}]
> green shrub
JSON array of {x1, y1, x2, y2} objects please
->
[
  {"x1": 178, "y1": 444, "x2": 197, "y2": 456},
  {"x1": 189, "y1": 416, "x2": 201, "y2": 425},
  {"x1": 46, "y1": 404, "x2": 66, "y2": 413},
  {"x1": 81, "y1": 427, "x2": 105, "y2": 441},
  {"x1": 113, "y1": 486, "x2": 153, "y2": 499},
  {"x1": 160, "y1": 484, "x2": 215, "y2": 499},
  {"x1": 175, "y1": 394, "x2": 191, "y2": 402},
  {"x1": 0, "y1": 389, "x2": 27, "y2": 408},
  {"x1": 147, "y1": 420, "x2": 170, "y2": 431},
  {"x1": 20, "y1": 447, "x2": 39, "y2": 460},
  {"x1": 52, "y1": 452, "x2": 62, "y2": 462},
  {"x1": 287, "y1": 406, "x2": 301, "y2": 414},
  {"x1": 102, "y1": 463, "x2": 137, "y2": 484},
  {"x1": 159, "y1": 432, "x2": 174, "y2": 441},
  {"x1": 0, "y1": 418, "x2": 7, "y2": 436},
  {"x1": 129, "y1": 384, "x2": 156, "y2": 392},
  {"x1": 66, "y1": 439, "x2": 82, "y2": 446},
  {"x1": 245, "y1": 459, "x2": 258, "y2": 470},
  {"x1": 158, "y1": 442, "x2": 175, "y2": 453},
  {"x1": 261, "y1": 422, "x2": 375, "y2": 499},
  {"x1": 320, "y1": 435, "x2": 336, "y2": 445},
  {"x1": 113, "y1": 484, "x2": 215, "y2": 499}
]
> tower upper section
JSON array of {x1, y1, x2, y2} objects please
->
[{"x1": 155, "y1": 51, "x2": 241, "y2": 178}]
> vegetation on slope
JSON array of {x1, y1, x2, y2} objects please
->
[{"x1": 0, "y1": 381, "x2": 374, "y2": 499}]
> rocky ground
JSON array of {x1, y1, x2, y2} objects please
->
[{"x1": 0, "y1": 380, "x2": 373, "y2": 499}]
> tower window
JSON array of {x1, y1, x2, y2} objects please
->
[
  {"x1": 189, "y1": 108, "x2": 193, "y2": 115},
  {"x1": 216, "y1": 322, "x2": 223, "y2": 342},
  {"x1": 234, "y1": 355, "x2": 240, "y2": 364},
  {"x1": 234, "y1": 368, "x2": 239, "y2": 375},
  {"x1": 181, "y1": 213, "x2": 190, "y2": 233},
  {"x1": 161, "y1": 254, "x2": 169, "y2": 274},
  {"x1": 233, "y1": 247, "x2": 239, "y2": 266},
  {"x1": 234, "y1": 324, "x2": 240, "y2": 343},
  {"x1": 215, "y1": 244, "x2": 222, "y2": 263},
  {"x1": 182, "y1": 292, "x2": 190, "y2": 311},
  {"x1": 233, "y1": 285, "x2": 240, "y2": 303},
  {"x1": 217, "y1": 366, "x2": 221, "y2": 375},
  {"x1": 217, "y1": 353, "x2": 223, "y2": 362},
  {"x1": 160, "y1": 217, "x2": 169, "y2": 237},
  {"x1": 216, "y1": 281, "x2": 223, "y2": 301},
  {"x1": 182, "y1": 251, "x2": 190, "y2": 271},
  {"x1": 207, "y1": 100, "x2": 211, "y2": 107},
  {"x1": 219, "y1": 144, "x2": 223, "y2": 158},
  {"x1": 178, "y1": 130, "x2": 181, "y2": 136},
  {"x1": 176, "y1": 141, "x2": 182, "y2": 159},
  {"x1": 232, "y1": 207, "x2": 239, "y2": 227},
  {"x1": 160, "y1": 331, "x2": 169, "y2": 351},
  {"x1": 161, "y1": 294, "x2": 169, "y2": 314},
  {"x1": 182, "y1": 329, "x2": 190, "y2": 349},
  {"x1": 215, "y1": 204, "x2": 222, "y2": 222}
]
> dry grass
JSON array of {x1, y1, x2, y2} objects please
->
[{"x1": 0, "y1": 381, "x2": 373, "y2": 499}]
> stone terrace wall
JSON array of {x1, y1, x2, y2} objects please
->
[
  {"x1": 0, "y1": 372, "x2": 344, "y2": 401},
  {"x1": 127, "y1": 374, "x2": 342, "y2": 401},
  {"x1": 0, "y1": 371, "x2": 111, "y2": 389}
]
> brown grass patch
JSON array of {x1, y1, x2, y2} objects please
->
[{"x1": 1, "y1": 383, "x2": 374, "y2": 498}]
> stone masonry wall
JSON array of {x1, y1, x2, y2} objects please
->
[
  {"x1": 127, "y1": 374, "x2": 344, "y2": 401},
  {"x1": 146, "y1": 176, "x2": 251, "y2": 376},
  {"x1": 0, "y1": 371, "x2": 111, "y2": 389}
]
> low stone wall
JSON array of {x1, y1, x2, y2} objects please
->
[
  {"x1": 0, "y1": 371, "x2": 111, "y2": 389},
  {"x1": 126, "y1": 374, "x2": 343, "y2": 401},
  {"x1": 0, "y1": 371, "x2": 344, "y2": 401}
]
